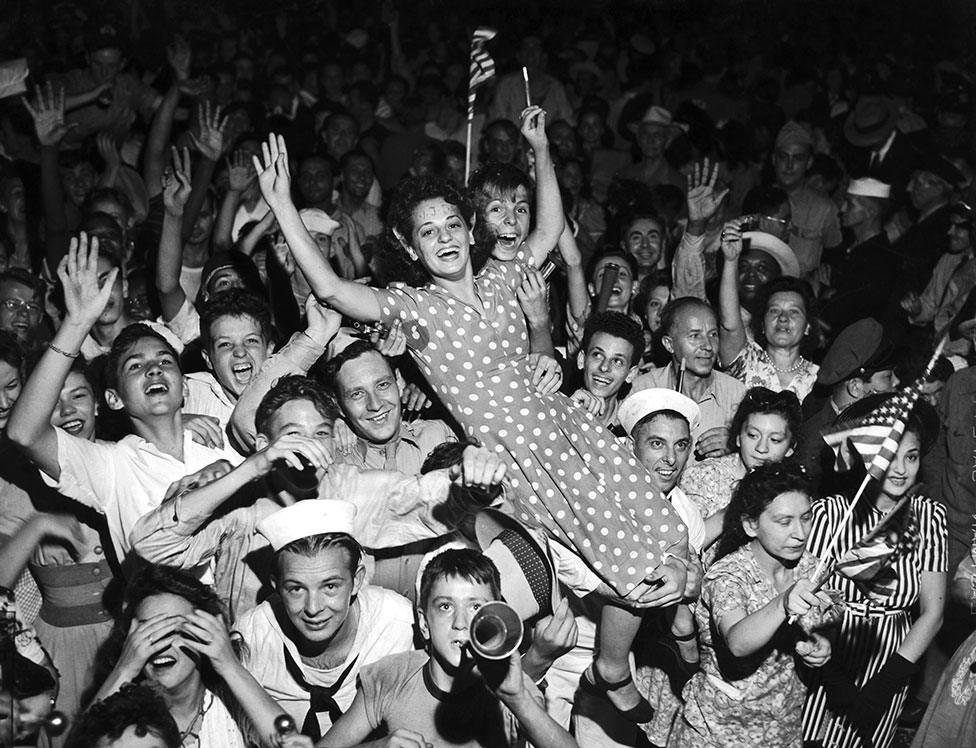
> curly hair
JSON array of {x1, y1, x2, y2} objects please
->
[
  {"x1": 581, "y1": 311, "x2": 645, "y2": 367},
  {"x1": 728, "y1": 387, "x2": 803, "y2": 453},
  {"x1": 67, "y1": 684, "x2": 180, "y2": 748},
  {"x1": 381, "y1": 175, "x2": 490, "y2": 286},
  {"x1": 751, "y1": 276, "x2": 816, "y2": 348},
  {"x1": 713, "y1": 462, "x2": 813, "y2": 562},
  {"x1": 199, "y1": 288, "x2": 274, "y2": 351}
]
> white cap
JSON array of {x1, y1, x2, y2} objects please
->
[
  {"x1": 618, "y1": 388, "x2": 701, "y2": 436},
  {"x1": 847, "y1": 177, "x2": 891, "y2": 199},
  {"x1": 257, "y1": 500, "x2": 357, "y2": 552},
  {"x1": 299, "y1": 208, "x2": 341, "y2": 237}
]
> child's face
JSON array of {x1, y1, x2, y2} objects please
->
[
  {"x1": 204, "y1": 314, "x2": 272, "y2": 397},
  {"x1": 52, "y1": 370, "x2": 97, "y2": 440},
  {"x1": 61, "y1": 162, "x2": 96, "y2": 207},
  {"x1": 108, "y1": 336, "x2": 183, "y2": 418},
  {"x1": 485, "y1": 185, "x2": 531, "y2": 262},
  {"x1": 420, "y1": 575, "x2": 494, "y2": 669}
]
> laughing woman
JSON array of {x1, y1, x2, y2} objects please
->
[
  {"x1": 800, "y1": 395, "x2": 947, "y2": 748},
  {"x1": 92, "y1": 565, "x2": 287, "y2": 747},
  {"x1": 252, "y1": 128, "x2": 690, "y2": 723}
]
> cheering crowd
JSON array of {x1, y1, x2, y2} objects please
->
[{"x1": 0, "y1": 0, "x2": 975, "y2": 746}]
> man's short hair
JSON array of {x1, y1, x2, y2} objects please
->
[
  {"x1": 418, "y1": 548, "x2": 501, "y2": 610},
  {"x1": 581, "y1": 311, "x2": 644, "y2": 367},
  {"x1": 631, "y1": 408, "x2": 689, "y2": 443},
  {"x1": 323, "y1": 339, "x2": 389, "y2": 394},
  {"x1": 273, "y1": 532, "x2": 363, "y2": 580},
  {"x1": 659, "y1": 296, "x2": 715, "y2": 338},
  {"x1": 339, "y1": 148, "x2": 375, "y2": 173},
  {"x1": 104, "y1": 324, "x2": 181, "y2": 391},
  {"x1": 66, "y1": 683, "x2": 180, "y2": 748},
  {"x1": 254, "y1": 375, "x2": 338, "y2": 437},
  {"x1": 199, "y1": 289, "x2": 273, "y2": 351},
  {"x1": 0, "y1": 267, "x2": 42, "y2": 297}
]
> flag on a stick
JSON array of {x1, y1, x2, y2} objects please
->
[{"x1": 468, "y1": 27, "x2": 497, "y2": 117}]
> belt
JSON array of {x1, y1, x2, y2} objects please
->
[{"x1": 846, "y1": 601, "x2": 910, "y2": 619}]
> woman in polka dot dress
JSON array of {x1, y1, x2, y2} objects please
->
[{"x1": 252, "y1": 128, "x2": 689, "y2": 722}]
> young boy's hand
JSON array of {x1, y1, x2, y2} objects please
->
[{"x1": 57, "y1": 232, "x2": 118, "y2": 330}]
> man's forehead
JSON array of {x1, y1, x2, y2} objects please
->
[{"x1": 280, "y1": 546, "x2": 352, "y2": 575}]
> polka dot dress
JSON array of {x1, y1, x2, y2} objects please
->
[{"x1": 375, "y1": 253, "x2": 686, "y2": 596}]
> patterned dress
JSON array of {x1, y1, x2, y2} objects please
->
[
  {"x1": 800, "y1": 494, "x2": 947, "y2": 748},
  {"x1": 375, "y1": 251, "x2": 686, "y2": 595},
  {"x1": 727, "y1": 341, "x2": 818, "y2": 404},
  {"x1": 679, "y1": 453, "x2": 746, "y2": 522},
  {"x1": 670, "y1": 546, "x2": 818, "y2": 747}
]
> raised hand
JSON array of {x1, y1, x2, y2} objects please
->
[
  {"x1": 528, "y1": 598, "x2": 578, "y2": 663},
  {"x1": 115, "y1": 614, "x2": 183, "y2": 681},
  {"x1": 375, "y1": 319, "x2": 406, "y2": 357},
  {"x1": 252, "y1": 133, "x2": 293, "y2": 210},
  {"x1": 401, "y1": 381, "x2": 430, "y2": 416},
  {"x1": 190, "y1": 100, "x2": 226, "y2": 161},
  {"x1": 57, "y1": 233, "x2": 118, "y2": 327},
  {"x1": 249, "y1": 433, "x2": 333, "y2": 477},
  {"x1": 451, "y1": 444, "x2": 508, "y2": 488},
  {"x1": 519, "y1": 105, "x2": 549, "y2": 153},
  {"x1": 719, "y1": 220, "x2": 745, "y2": 262},
  {"x1": 304, "y1": 295, "x2": 342, "y2": 347},
  {"x1": 686, "y1": 158, "x2": 729, "y2": 225},
  {"x1": 226, "y1": 149, "x2": 256, "y2": 192},
  {"x1": 165, "y1": 35, "x2": 192, "y2": 82},
  {"x1": 516, "y1": 268, "x2": 550, "y2": 329},
  {"x1": 23, "y1": 82, "x2": 76, "y2": 147},
  {"x1": 161, "y1": 146, "x2": 192, "y2": 216},
  {"x1": 178, "y1": 609, "x2": 238, "y2": 675},
  {"x1": 96, "y1": 132, "x2": 121, "y2": 172}
]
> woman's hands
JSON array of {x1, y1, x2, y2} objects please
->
[
  {"x1": 783, "y1": 579, "x2": 834, "y2": 619},
  {"x1": 719, "y1": 219, "x2": 745, "y2": 263},
  {"x1": 115, "y1": 614, "x2": 184, "y2": 681},
  {"x1": 519, "y1": 106, "x2": 549, "y2": 153},
  {"x1": 178, "y1": 609, "x2": 240, "y2": 676}
]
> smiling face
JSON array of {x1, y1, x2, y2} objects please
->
[
  {"x1": 643, "y1": 284, "x2": 671, "y2": 332},
  {"x1": 663, "y1": 305, "x2": 719, "y2": 377},
  {"x1": 623, "y1": 217, "x2": 664, "y2": 271},
  {"x1": 334, "y1": 350, "x2": 402, "y2": 445},
  {"x1": 256, "y1": 399, "x2": 334, "y2": 490},
  {"x1": 947, "y1": 215, "x2": 973, "y2": 255},
  {"x1": 61, "y1": 162, "x2": 96, "y2": 208},
  {"x1": 881, "y1": 429, "x2": 920, "y2": 500},
  {"x1": 203, "y1": 314, "x2": 272, "y2": 398},
  {"x1": 738, "y1": 249, "x2": 781, "y2": 303},
  {"x1": 744, "y1": 490, "x2": 812, "y2": 564},
  {"x1": 136, "y1": 593, "x2": 200, "y2": 693},
  {"x1": 342, "y1": 155, "x2": 374, "y2": 201},
  {"x1": 591, "y1": 257, "x2": 635, "y2": 313},
  {"x1": 579, "y1": 331, "x2": 636, "y2": 401},
  {"x1": 0, "y1": 279, "x2": 42, "y2": 342},
  {"x1": 763, "y1": 290, "x2": 807, "y2": 348},
  {"x1": 632, "y1": 413, "x2": 692, "y2": 495},
  {"x1": 406, "y1": 198, "x2": 474, "y2": 282},
  {"x1": 0, "y1": 360, "x2": 21, "y2": 432},
  {"x1": 297, "y1": 157, "x2": 334, "y2": 205},
  {"x1": 107, "y1": 337, "x2": 183, "y2": 419},
  {"x1": 738, "y1": 412, "x2": 794, "y2": 470},
  {"x1": 485, "y1": 185, "x2": 531, "y2": 261},
  {"x1": 419, "y1": 575, "x2": 493, "y2": 669},
  {"x1": 276, "y1": 546, "x2": 363, "y2": 647},
  {"x1": 52, "y1": 370, "x2": 96, "y2": 439}
]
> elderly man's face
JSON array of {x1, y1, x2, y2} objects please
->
[
  {"x1": 663, "y1": 305, "x2": 719, "y2": 378},
  {"x1": 773, "y1": 144, "x2": 812, "y2": 190},
  {"x1": 840, "y1": 194, "x2": 874, "y2": 228}
]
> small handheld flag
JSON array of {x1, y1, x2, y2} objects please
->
[{"x1": 465, "y1": 27, "x2": 497, "y2": 185}]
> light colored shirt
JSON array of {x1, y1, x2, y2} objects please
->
[
  {"x1": 184, "y1": 371, "x2": 236, "y2": 441},
  {"x1": 787, "y1": 186, "x2": 841, "y2": 277},
  {"x1": 912, "y1": 251, "x2": 976, "y2": 337},
  {"x1": 236, "y1": 586, "x2": 414, "y2": 736},
  {"x1": 43, "y1": 428, "x2": 242, "y2": 560}
]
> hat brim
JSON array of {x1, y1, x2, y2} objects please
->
[
  {"x1": 843, "y1": 107, "x2": 898, "y2": 148},
  {"x1": 743, "y1": 231, "x2": 801, "y2": 277},
  {"x1": 618, "y1": 388, "x2": 701, "y2": 436},
  {"x1": 474, "y1": 509, "x2": 559, "y2": 619}
]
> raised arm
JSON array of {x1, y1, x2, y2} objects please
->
[
  {"x1": 144, "y1": 36, "x2": 191, "y2": 200},
  {"x1": 215, "y1": 150, "x2": 257, "y2": 252},
  {"x1": 556, "y1": 223, "x2": 590, "y2": 322},
  {"x1": 7, "y1": 233, "x2": 118, "y2": 479},
  {"x1": 252, "y1": 134, "x2": 381, "y2": 320},
  {"x1": 181, "y1": 101, "x2": 225, "y2": 242},
  {"x1": 717, "y1": 220, "x2": 747, "y2": 367},
  {"x1": 521, "y1": 107, "x2": 565, "y2": 266},
  {"x1": 156, "y1": 147, "x2": 192, "y2": 322}
]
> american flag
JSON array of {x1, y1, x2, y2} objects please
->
[
  {"x1": 822, "y1": 382, "x2": 922, "y2": 482},
  {"x1": 468, "y1": 27, "x2": 497, "y2": 117}
]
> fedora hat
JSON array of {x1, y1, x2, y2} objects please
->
[
  {"x1": 475, "y1": 509, "x2": 559, "y2": 622},
  {"x1": 628, "y1": 105, "x2": 687, "y2": 135},
  {"x1": 743, "y1": 231, "x2": 801, "y2": 278},
  {"x1": 844, "y1": 97, "x2": 898, "y2": 148}
]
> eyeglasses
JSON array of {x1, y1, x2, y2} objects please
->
[{"x1": 1, "y1": 299, "x2": 41, "y2": 316}]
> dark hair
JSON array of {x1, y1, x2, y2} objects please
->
[
  {"x1": 199, "y1": 289, "x2": 273, "y2": 351},
  {"x1": 0, "y1": 267, "x2": 42, "y2": 298},
  {"x1": 382, "y1": 176, "x2": 486, "y2": 286},
  {"x1": 752, "y1": 277, "x2": 815, "y2": 346},
  {"x1": 479, "y1": 119, "x2": 521, "y2": 163},
  {"x1": 0, "y1": 329, "x2": 24, "y2": 373},
  {"x1": 469, "y1": 162, "x2": 535, "y2": 251},
  {"x1": 634, "y1": 271, "x2": 672, "y2": 314},
  {"x1": 742, "y1": 184, "x2": 790, "y2": 216},
  {"x1": 581, "y1": 311, "x2": 645, "y2": 367},
  {"x1": 421, "y1": 439, "x2": 501, "y2": 508},
  {"x1": 323, "y1": 339, "x2": 391, "y2": 394},
  {"x1": 82, "y1": 187, "x2": 133, "y2": 225},
  {"x1": 659, "y1": 296, "x2": 716, "y2": 338},
  {"x1": 273, "y1": 533, "x2": 363, "y2": 580},
  {"x1": 419, "y1": 548, "x2": 501, "y2": 610},
  {"x1": 254, "y1": 375, "x2": 338, "y2": 437},
  {"x1": 619, "y1": 210, "x2": 664, "y2": 239},
  {"x1": 104, "y1": 324, "x2": 181, "y2": 392},
  {"x1": 728, "y1": 387, "x2": 802, "y2": 453},
  {"x1": 714, "y1": 462, "x2": 813, "y2": 562},
  {"x1": 339, "y1": 148, "x2": 375, "y2": 174},
  {"x1": 586, "y1": 247, "x2": 639, "y2": 284},
  {"x1": 66, "y1": 684, "x2": 180, "y2": 748}
]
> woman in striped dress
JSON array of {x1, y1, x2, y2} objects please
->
[{"x1": 801, "y1": 394, "x2": 947, "y2": 748}]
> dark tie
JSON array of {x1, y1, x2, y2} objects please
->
[{"x1": 281, "y1": 645, "x2": 358, "y2": 740}]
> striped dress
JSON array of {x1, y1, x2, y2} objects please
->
[{"x1": 800, "y1": 493, "x2": 947, "y2": 748}]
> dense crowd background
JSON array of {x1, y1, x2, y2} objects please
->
[{"x1": 0, "y1": 1, "x2": 976, "y2": 747}]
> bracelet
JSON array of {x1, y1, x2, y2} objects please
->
[{"x1": 48, "y1": 342, "x2": 80, "y2": 359}]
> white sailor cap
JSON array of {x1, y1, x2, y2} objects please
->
[
  {"x1": 618, "y1": 388, "x2": 701, "y2": 436},
  {"x1": 257, "y1": 500, "x2": 357, "y2": 552},
  {"x1": 847, "y1": 177, "x2": 891, "y2": 199}
]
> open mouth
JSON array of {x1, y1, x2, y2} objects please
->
[
  {"x1": 496, "y1": 233, "x2": 519, "y2": 248},
  {"x1": 60, "y1": 418, "x2": 85, "y2": 435},
  {"x1": 591, "y1": 375, "x2": 613, "y2": 388},
  {"x1": 366, "y1": 410, "x2": 391, "y2": 425},
  {"x1": 150, "y1": 654, "x2": 177, "y2": 671},
  {"x1": 888, "y1": 476, "x2": 908, "y2": 486},
  {"x1": 303, "y1": 619, "x2": 331, "y2": 631},
  {"x1": 656, "y1": 468, "x2": 676, "y2": 480},
  {"x1": 145, "y1": 382, "x2": 169, "y2": 396},
  {"x1": 231, "y1": 362, "x2": 253, "y2": 384},
  {"x1": 437, "y1": 246, "x2": 461, "y2": 261}
]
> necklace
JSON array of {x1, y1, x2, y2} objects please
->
[
  {"x1": 178, "y1": 691, "x2": 213, "y2": 746},
  {"x1": 765, "y1": 349, "x2": 806, "y2": 374}
]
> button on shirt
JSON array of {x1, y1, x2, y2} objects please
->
[
  {"x1": 44, "y1": 428, "x2": 243, "y2": 560},
  {"x1": 335, "y1": 420, "x2": 456, "y2": 475}
]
